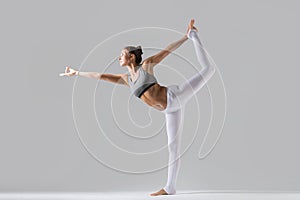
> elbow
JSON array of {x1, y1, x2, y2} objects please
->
[{"x1": 207, "y1": 64, "x2": 216, "y2": 76}]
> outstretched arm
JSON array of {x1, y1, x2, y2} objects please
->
[
  {"x1": 143, "y1": 35, "x2": 188, "y2": 68},
  {"x1": 99, "y1": 73, "x2": 128, "y2": 85},
  {"x1": 60, "y1": 67, "x2": 128, "y2": 85}
]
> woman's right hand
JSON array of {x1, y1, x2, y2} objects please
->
[{"x1": 59, "y1": 66, "x2": 78, "y2": 77}]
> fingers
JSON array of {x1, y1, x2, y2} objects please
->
[
  {"x1": 59, "y1": 72, "x2": 71, "y2": 77},
  {"x1": 59, "y1": 66, "x2": 72, "y2": 77},
  {"x1": 65, "y1": 66, "x2": 70, "y2": 73}
]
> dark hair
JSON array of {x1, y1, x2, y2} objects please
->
[{"x1": 125, "y1": 46, "x2": 143, "y2": 65}]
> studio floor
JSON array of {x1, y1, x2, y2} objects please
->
[{"x1": 0, "y1": 191, "x2": 300, "y2": 200}]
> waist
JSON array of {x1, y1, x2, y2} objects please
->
[
  {"x1": 137, "y1": 82, "x2": 157, "y2": 98},
  {"x1": 140, "y1": 84, "x2": 168, "y2": 110}
]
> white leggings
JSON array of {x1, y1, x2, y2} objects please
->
[{"x1": 162, "y1": 29, "x2": 216, "y2": 195}]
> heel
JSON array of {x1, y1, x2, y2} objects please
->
[{"x1": 187, "y1": 29, "x2": 198, "y2": 39}]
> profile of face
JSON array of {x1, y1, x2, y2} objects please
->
[{"x1": 118, "y1": 49, "x2": 135, "y2": 67}]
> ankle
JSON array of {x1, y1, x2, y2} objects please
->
[{"x1": 187, "y1": 29, "x2": 197, "y2": 39}]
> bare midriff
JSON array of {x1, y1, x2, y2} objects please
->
[{"x1": 140, "y1": 83, "x2": 167, "y2": 111}]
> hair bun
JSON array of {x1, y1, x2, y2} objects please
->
[{"x1": 136, "y1": 46, "x2": 143, "y2": 55}]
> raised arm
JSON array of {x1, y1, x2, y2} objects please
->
[
  {"x1": 143, "y1": 35, "x2": 188, "y2": 68},
  {"x1": 142, "y1": 19, "x2": 198, "y2": 69},
  {"x1": 60, "y1": 67, "x2": 128, "y2": 86}
]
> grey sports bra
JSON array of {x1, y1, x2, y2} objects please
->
[{"x1": 128, "y1": 65, "x2": 158, "y2": 98}]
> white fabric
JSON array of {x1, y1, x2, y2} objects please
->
[{"x1": 162, "y1": 29, "x2": 216, "y2": 195}]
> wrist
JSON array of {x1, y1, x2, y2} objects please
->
[{"x1": 183, "y1": 34, "x2": 188, "y2": 40}]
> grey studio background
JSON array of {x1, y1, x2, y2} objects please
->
[{"x1": 0, "y1": 0, "x2": 299, "y2": 192}]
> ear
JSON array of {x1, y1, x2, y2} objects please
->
[{"x1": 130, "y1": 53, "x2": 136, "y2": 61}]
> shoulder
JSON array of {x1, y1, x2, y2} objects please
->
[{"x1": 140, "y1": 61, "x2": 154, "y2": 75}]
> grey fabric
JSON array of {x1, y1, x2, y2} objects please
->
[{"x1": 128, "y1": 66, "x2": 158, "y2": 97}]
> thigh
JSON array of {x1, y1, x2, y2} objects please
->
[
  {"x1": 164, "y1": 85, "x2": 183, "y2": 113},
  {"x1": 165, "y1": 108, "x2": 183, "y2": 145}
]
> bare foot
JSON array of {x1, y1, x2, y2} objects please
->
[
  {"x1": 150, "y1": 188, "x2": 169, "y2": 196},
  {"x1": 185, "y1": 19, "x2": 199, "y2": 37}
]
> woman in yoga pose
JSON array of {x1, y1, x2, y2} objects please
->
[{"x1": 60, "y1": 19, "x2": 215, "y2": 196}]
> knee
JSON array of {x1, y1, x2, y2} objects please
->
[
  {"x1": 202, "y1": 66, "x2": 216, "y2": 80},
  {"x1": 209, "y1": 67, "x2": 216, "y2": 77}
]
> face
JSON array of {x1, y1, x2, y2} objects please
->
[{"x1": 118, "y1": 49, "x2": 132, "y2": 67}]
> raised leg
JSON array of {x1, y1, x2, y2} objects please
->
[{"x1": 175, "y1": 29, "x2": 216, "y2": 105}]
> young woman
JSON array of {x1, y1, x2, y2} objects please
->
[{"x1": 60, "y1": 19, "x2": 216, "y2": 196}]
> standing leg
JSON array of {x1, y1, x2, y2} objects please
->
[
  {"x1": 150, "y1": 108, "x2": 183, "y2": 196},
  {"x1": 163, "y1": 108, "x2": 183, "y2": 195}
]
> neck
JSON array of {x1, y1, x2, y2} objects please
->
[{"x1": 127, "y1": 63, "x2": 140, "y2": 73}]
